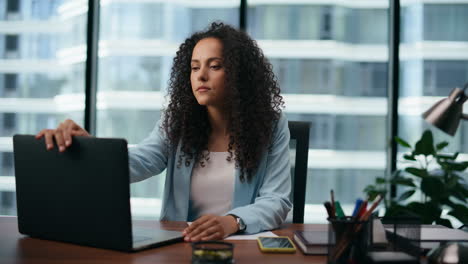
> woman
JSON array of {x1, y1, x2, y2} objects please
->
[{"x1": 36, "y1": 22, "x2": 292, "y2": 241}]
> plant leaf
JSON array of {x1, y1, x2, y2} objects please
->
[
  {"x1": 436, "y1": 141, "x2": 449, "y2": 151},
  {"x1": 397, "y1": 190, "x2": 415, "y2": 202},
  {"x1": 448, "y1": 203, "x2": 468, "y2": 224},
  {"x1": 369, "y1": 190, "x2": 386, "y2": 201},
  {"x1": 459, "y1": 183, "x2": 468, "y2": 196},
  {"x1": 376, "y1": 177, "x2": 386, "y2": 184},
  {"x1": 414, "y1": 130, "x2": 435, "y2": 156},
  {"x1": 406, "y1": 202, "x2": 441, "y2": 224},
  {"x1": 391, "y1": 177, "x2": 416, "y2": 187},
  {"x1": 435, "y1": 218, "x2": 452, "y2": 228},
  {"x1": 446, "y1": 176, "x2": 458, "y2": 189},
  {"x1": 421, "y1": 176, "x2": 444, "y2": 199},
  {"x1": 395, "y1": 136, "x2": 411, "y2": 148},
  {"x1": 436, "y1": 153, "x2": 458, "y2": 160},
  {"x1": 384, "y1": 204, "x2": 416, "y2": 218},
  {"x1": 450, "y1": 190, "x2": 467, "y2": 203},
  {"x1": 445, "y1": 161, "x2": 468, "y2": 171},
  {"x1": 363, "y1": 185, "x2": 376, "y2": 193},
  {"x1": 405, "y1": 167, "x2": 427, "y2": 178},
  {"x1": 403, "y1": 154, "x2": 416, "y2": 161}
]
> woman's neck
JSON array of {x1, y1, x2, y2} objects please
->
[
  {"x1": 206, "y1": 106, "x2": 230, "y2": 152},
  {"x1": 207, "y1": 106, "x2": 228, "y2": 136}
]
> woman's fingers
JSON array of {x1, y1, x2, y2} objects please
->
[
  {"x1": 183, "y1": 215, "x2": 208, "y2": 235},
  {"x1": 35, "y1": 119, "x2": 90, "y2": 151},
  {"x1": 184, "y1": 215, "x2": 228, "y2": 242},
  {"x1": 62, "y1": 120, "x2": 76, "y2": 147},
  {"x1": 44, "y1": 130, "x2": 54, "y2": 150},
  {"x1": 190, "y1": 219, "x2": 217, "y2": 237},
  {"x1": 35, "y1": 129, "x2": 46, "y2": 139},
  {"x1": 54, "y1": 127, "x2": 66, "y2": 152},
  {"x1": 201, "y1": 231, "x2": 223, "y2": 241},
  {"x1": 190, "y1": 226, "x2": 223, "y2": 241}
]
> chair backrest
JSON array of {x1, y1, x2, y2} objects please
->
[{"x1": 288, "y1": 121, "x2": 310, "y2": 223}]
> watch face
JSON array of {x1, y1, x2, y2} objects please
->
[{"x1": 238, "y1": 218, "x2": 246, "y2": 230}]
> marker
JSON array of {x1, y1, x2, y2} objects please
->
[
  {"x1": 334, "y1": 201, "x2": 345, "y2": 219},
  {"x1": 351, "y1": 199, "x2": 363, "y2": 217},
  {"x1": 356, "y1": 200, "x2": 368, "y2": 219},
  {"x1": 324, "y1": 201, "x2": 335, "y2": 219}
]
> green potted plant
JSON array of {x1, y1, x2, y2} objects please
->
[{"x1": 364, "y1": 130, "x2": 468, "y2": 227}]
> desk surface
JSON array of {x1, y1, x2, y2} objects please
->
[{"x1": 0, "y1": 216, "x2": 328, "y2": 264}]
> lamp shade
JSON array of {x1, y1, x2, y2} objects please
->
[{"x1": 422, "y1": 86, "x2": 468, "y2": 136}]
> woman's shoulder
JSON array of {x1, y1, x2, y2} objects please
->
[
  {"x1": 274, "y1": 112, "x2": 288, "y2": 133},
  {"x1": 268, "y1": 112, "x2": 289, "y2": 145}
]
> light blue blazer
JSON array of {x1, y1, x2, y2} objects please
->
[{"x1": 128, "y1": 114, "x2": 292, "y2": 234}]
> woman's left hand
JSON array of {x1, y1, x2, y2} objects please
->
[{"x1": 183, "y1": 214, "x2": 238, "y2": 242}]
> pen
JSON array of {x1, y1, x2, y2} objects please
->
[
  {"x1": 356, "y1": 200, "x2": 368, "y2": 219},
  {"x1": 351, "y1": 198, "x2": 363, "y2": 217},
  {"x1": 323, "y1": 201, "x2": 335, "y2": 219},
  {"x1": 334, "y1": 201, "x2": 345, "y2": 219},
  {"x1": 330, "y1": 190, "x2": 336, "y2": 217}
]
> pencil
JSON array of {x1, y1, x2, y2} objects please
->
[{"x1": 359, "y1": 195, "x2": 382, "y2": 221}]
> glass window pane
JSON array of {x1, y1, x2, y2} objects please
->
[
  {"x1": 399, "y1": 1, "x2": 468, "y2": 227},
  {"x1": 1, "y1": 0, "x2": 87, "y2": 215},
  {"x1": 97, "y1": 0, "x2": 239, "y2": 220},
  {"x1": 248, "y1": 0, "x2": 389, "y2": 223}
]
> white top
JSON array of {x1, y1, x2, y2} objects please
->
[{"x1": 190, "y1": 152, "x2": 235, "y2": 218}]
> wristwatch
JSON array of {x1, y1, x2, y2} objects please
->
[{"x1": 230, "y1": 215, "x2": 246, "y2": 232}]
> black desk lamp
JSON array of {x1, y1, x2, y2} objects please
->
[{"x1": 422, "y1": 83, "x2": 468, "y2": 136}]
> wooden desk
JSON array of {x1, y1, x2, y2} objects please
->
[{"x1": 0, "y1": 216, "x2": 328, "y2": 264}]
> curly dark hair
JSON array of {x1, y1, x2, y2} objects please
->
[{"x1": 162, "y1": 22, "x2": 284, "y2": 182}]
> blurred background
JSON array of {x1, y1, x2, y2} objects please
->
[{"x1": 0, "y1": 0, "x2": 467, "y2": 223}]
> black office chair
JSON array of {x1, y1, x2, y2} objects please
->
[{"x1": 288, "y1": 121, "x2": 310, "y2": 224}]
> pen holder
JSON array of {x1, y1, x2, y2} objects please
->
[
  {"x1": 327, "y1": 217, "x2": 372, "y2": 264},
  {"x1": 191, "y1": 241, "x2": 234, "y2": 264}
]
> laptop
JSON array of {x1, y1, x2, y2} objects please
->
[{"x1": 13, "y1": 135, "x2": 183, "y2": 252}]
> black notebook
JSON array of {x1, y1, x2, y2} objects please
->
[{"x1": 293, "y1": 230, "x2": 330, "y2": 255}]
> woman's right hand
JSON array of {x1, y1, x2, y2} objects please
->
[{"x1": 35, "y1": 119, "x2": 91, "y2": 152}]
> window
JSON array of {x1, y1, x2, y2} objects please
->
[
  {"x1": 248, "y1": 5, "x2": 323, "y2": 40},
  {"x1": 399, "y1": 2, "x2": 468, "y2": 224},
  {"x1": 0, "y1": 0, "x2": 87, "y2": 216},
  {"x1": 2, "y1": 0, "x2": 463, "y2": 226},
  {"x1": 5, "y1": 35, "x2": 19, "y2": 52},
  {"x1": 423, "y1": 61, "x2": 468, "y2": 96},
  {"x1": 4, "y1": 74, "x2": 17, "y2": 90},
  {"x1": 97, "y1": 0, "x2": 240, "y2": 220},
  {"x1": 7, "y1": 0, "x2": 20, "y2": 13},
  {"x1": 249, "y1": 0, "x2": 388, "y2": 222},
  {"x1": 3, "y1": 74, "x2": 17, "y2": 96},
  {"x1": 3, "y1": 113, "x2": 16, "y2": 131},
  {"x1": 424, "y1": 4, "x2": 468, "y2": 41},
  {"x1": 320, "y1": 6, "x2": 332, "y2": 40}
]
